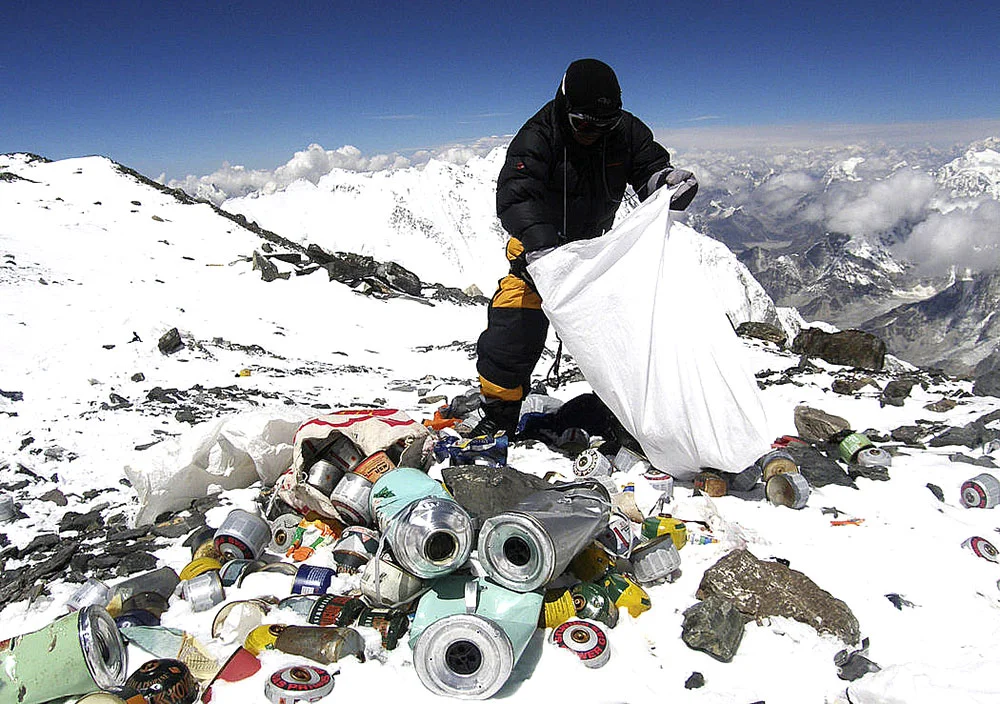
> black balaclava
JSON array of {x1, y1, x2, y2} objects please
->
[{"x1": 557, "y1": 58, "x2": 622, "y2": 117}]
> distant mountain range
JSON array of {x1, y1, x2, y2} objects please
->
[{"x1": 5, "y1": 135, "x2": 999, "y2": 377}]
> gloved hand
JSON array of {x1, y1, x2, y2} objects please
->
[{"x1": 647, "y1": 167, "x2": 699, "y2": 210}]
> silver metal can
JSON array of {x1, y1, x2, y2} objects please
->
[
  {"x1": 857, "y1": 447, "x2": 892, "y2": 468},
  {"x1": 628, "y1": 534, "x2": 682, "y2": 585},
  {"x1": 181, "y1": 570, "x2": 225, "y2": 612},
  {"x1": 360, "y1": 555, "x2": 426, "y2": 607},
  {"x1": 549, "y1": 618, "x2": 611, "y2": 668},
  {"x1": 574, "y1": 449, "x2": 613, "y2": 478},
  {"x1": 67, "y1": 578, "x2": 113, "y2": 612},
  {"x1": 0, "y1": 492, "x2": 16, "y2": 523},
  {"x1": 961, "y1": 473, "x2": 1000, "y2": 509},
  {"x1": 478, "y1": 485, "x2": 610, "y2": 593},
  {"x1": 412, "y1": 613, "x2": 514, "y2": 700},
  {"x1": 329, "y1": 472, "x2": 372, "y2": 525},
  {"x1": 264, "y1": 665, "x2": 334, "y2": 704},
  {"x1": 214, "y1": 508, "x2": 271, "y2": 561},
  {"x1": 613, "y1": 446, "x2": 650, "y2": 473},
  {"x1": 305, "y1": 459, "x2": 344, "y2": 495},
  {"x1": 765, "y1": 472, "x2": 811, "y2": 509}
]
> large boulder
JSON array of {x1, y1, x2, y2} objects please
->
[
  {"x1": 681, "y1": 596, "x2": 746, "y2": 662},
  {"x1": 696, "y1": 549, "x2": 860, "y2": 645},
  {"x1": 792, "y1": 328, "x2": 886, "y2": 371}
]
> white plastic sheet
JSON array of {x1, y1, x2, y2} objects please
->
[
  {"x1": 527, "y1": 187, "x2": 772, "y2": 479},
  {"x1": 125, "y1": 413, "x2": 304, "y2": 525}
]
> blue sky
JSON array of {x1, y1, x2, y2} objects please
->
[{"x1": 2, "y1": 0, "x2": 998, "y2": 179}]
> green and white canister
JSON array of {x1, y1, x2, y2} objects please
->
[{"x1": 0, "y1": 606, "x2": 127, "y2": 704}]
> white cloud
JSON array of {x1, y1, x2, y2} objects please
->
[
  {"x1": 825, "y1": 169, "x2": 937, "y2": 236},
  {"x1": 166, "y1": 137, "x2": 512, "y2": 204},
  {"x1": 893, "y1": 200, "x2": 1000, "y2": 277}
]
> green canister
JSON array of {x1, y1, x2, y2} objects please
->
[
  {"x1": 409, "y1": 576, "x2": 542, "y2": 699},
  {"x1": 838, "y1": 432, "x2": 874, "y2": 463},
  {"x1": 0, "y1": 606, "x2": 127, "y2": 704}
]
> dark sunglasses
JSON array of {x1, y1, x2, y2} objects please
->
[{"x1": 567, "y1": 110, "x2": 623, "y2": 135}]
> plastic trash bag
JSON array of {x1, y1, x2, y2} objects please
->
[{"x1": 527, "y1": 187, "x2": 772, "y2": 479}]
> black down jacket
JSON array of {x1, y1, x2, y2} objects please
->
[{"x1": 496, "y1": 96, "x2": 672, "y2": 252}]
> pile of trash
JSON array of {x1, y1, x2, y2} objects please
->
[{"x1": 5, "y1": 390, "x2": 1000, "y2": 704}]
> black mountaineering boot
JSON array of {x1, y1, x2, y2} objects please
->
[{"x1": 469, "y1": 398, "x2": 522, "y2": 439}]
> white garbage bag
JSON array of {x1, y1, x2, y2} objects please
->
[
  {"x1": 125, "y1": 413, "x2": 303, "y2": 525},
  {"x1": 527, "y1": 187, "x2": 772, "y2": 479}
]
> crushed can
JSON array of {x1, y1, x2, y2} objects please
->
[
  {"x1": 757, "y1": 449, "x2": 799, "y2": 482},
  {"x1": 613, "y1": 446, "x2": 650, "y2": 473},
  {"x1": 214, "y1": 508, "x2": 271, "y2": 561},
  {"x1": 766, "y1": 472, "x2": 811, "y2": 509},
  {"x1": 273, "y1": 626, "x2": 366, "y2": 665},
  {"x1": 124, "y1": 659, "x2": 198, "y2": 704},
  {"x1": 360, "y1": 554, "x2": 426, "y2": 607},
  {"x1": 352, "y1": 451, "x2": 396, "y2": 484},
  {"x1": 570, "y1": 582, "x2": 619, "y2": 628},
  {"x1": 0, "y1": 606, "x2": 128, "y2": 703},
  {"x1": 478, "y1": 484, "x2": 611, "y2": 592},
  {"x1": 332, "y1": 526, "x2": 379, "y2": 574},
  {"x1": 963, "y1": 536, "x2": 1000, "y2": 563},
  {"x1": 244, "y1": 625, "x2": 286, "y2": 656},
  {"x1": 569, "y1": 543, "x2": 613, "y2": 582},
  {"x1": 264, "y1": 665, "x2": 334, "y2": 704},
  {"x1": 628, "y1": 534, "x2": 682, "y2": 585},
  {"x1": 356, "y1": 606, "x2": 410, "y2": 650},
  {"x1": 410, "y1": 576, "x2": 542, "y2": 700},
  {"x1": 109, "y1": 567, "x2": 180, "y2": 612},
  {"x1": 218, "y1": 559, "x2": 264, "y2": 587},
  {"x1": 178, "y1": 557, "x2": 222, "y2": 581},
  {"x1": 269, "y1": 513, "x2": 305, "y2": 555},
  {"x1": 694, "y1": 471, "x2": 727, "y2": 497},
  {"x1": 729, "y1": 463, "x2": 763, "y2": 492},
  {"x1": 370, "y1": 467, "x2": 474, "y2": 579},
  {"x1": 641, "y1": 515, "x2": 687, "y2": 550},
  {"x1": 961, "y1": 473, "x2": 1000, "y2": 509},
  {"x1": 599, "y1": 571, "x2": 651, "y2": 618},
  {"x1": 550, "y1": 619, "x2": 611, "y2": 668},
  {"x1": 539, "y1": 588, "x2": 577, "y2": 629},
  {"x1": 306, "y1": 596, "x2": 366, "y2": 627},
  {"x1": 596, "y1": 511, "x2": 638, "y2": 558},
  {"x1": 68, "y1": 578, "x2": 113, "y2": 612}
]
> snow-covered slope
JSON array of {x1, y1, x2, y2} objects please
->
[{"x1": 222, "y1": 150, "x2": 509, "y2": 294}]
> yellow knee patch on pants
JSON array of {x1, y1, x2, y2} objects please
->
[{"x1": 479, "y1": 376, "x2": 524, "y2": 402}]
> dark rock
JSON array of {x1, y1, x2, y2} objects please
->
[
  {"x1": 929, "y1": 410, "x2": 1000, "y2": 449},
  {"x1": 116, "y1": 551, "x2": 160, "y2": 576},
  {"x1": 59, "y1": 508, "x2": 105, "y2": 533},
  {"x1": 39, "y1": 488, "x2": 68, "y2": 506},
  {"x1": 0, "y1": 540, "x2": 79, "y2": 609},
  {"x1": 926, "y1": 483, "x2": 945, "y2": 502},
  {"x1": 442, "y1": 464, "x2": 560, "y2": 529},
  {"x1": 696, "y1": 549, "x2": 860, "y2": 645},
  {"x1": 270, "y1": 252, "x2": 303, "y2": 265},
  {"x1": 832, "y1": 376, "x2": 878, "y2": 395},
  {"x1": 736, "y1": 321, "x2": 787, "y2": 347},
  {"x1": 107, "y1": 526, "x2": 153, "y2": 542},
  {"x1": 880, "y1": 378, "x2": 916, "y2": 407},
  {"x1": 792, "y1": 328, "x2": 886, "y2": 371},
  {"x1": 890, "y1": 425, "x2": 930, "y2": 445},
  {"x1": 949, "y1": 452, "x2": 998, "y2": 468},
  {"x1": 782, "y1": 442, "x2": 855, "y2": 489},
  {"x1": 684, "y1": 672, "x2": 705, "y2": 690},
  {"x1": 175, "y1": 409, "x2": 197, "y2": 423},
  {"x1": 306, "y1": 243, "x2": 336, "y2": 265},
  {"x1": 973, "y1": 371, "x2": 1000, "y2": 398},
  {"x1": 252, "y1": 250, "x2": 291, "y2": 282},
  {"x1": 17, "y1": 533, "x2": 61, "y2": 558},
  {"x1": 924, "y1": 398, "x2": 957, "y2": 413},
  {"x1": 0, "y1": 389, "x2": 24, "y2": 402},
  {"x1": 681, "y1": 596, "x2": 746, "y2": 663},
  {"x1": 18, "y1": 436, "x2": 34, "y2": 450},
  {"x1": 848, "y1": 465, "x2": 890, "y2": 482},
  {"x1": 794, "y1": 405, "x2": 852, "y2": 443},
  {"x1": 376, "y1": 261, "x2": 422, "y2": 296},
  {"x1": 158, "y1": 328, "x2": 184, "y2": 355},
  {"x1": 131, "y1": 372, "x2": 146, "y2": 382},
  {"x1": 153, "y1": 512, "x2": 207, "y2": 538}
]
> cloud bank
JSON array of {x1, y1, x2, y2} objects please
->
[{"x1": 165, "y1": 138, "x2": 510, "y2": 205}]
